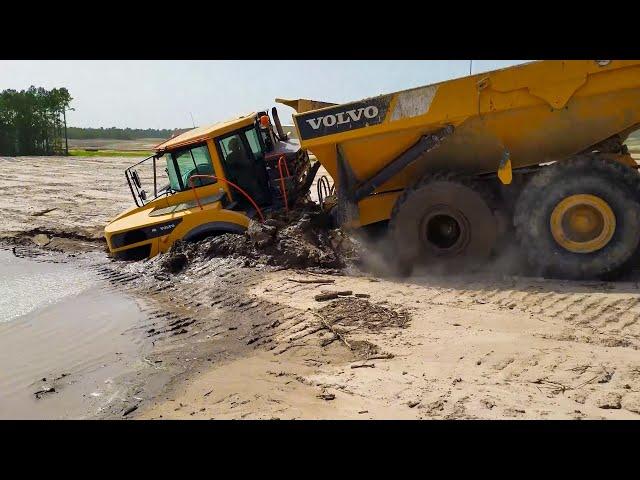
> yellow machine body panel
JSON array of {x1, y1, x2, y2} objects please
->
[
  {"x1": 287, "y1": 60, "x2": 640, "y2": 226},
  {"x1": 104, "y1": 181, "x2": 250, "y2": 258}
]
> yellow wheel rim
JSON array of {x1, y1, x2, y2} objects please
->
[{"x1": 550, "y1": 194, "x2": 616, "y2": 253}]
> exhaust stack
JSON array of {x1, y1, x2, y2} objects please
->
[{"x1": 271, "y1": 107, "x2": 287, "y2": 141}]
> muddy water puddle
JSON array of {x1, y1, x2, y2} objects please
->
[
  {"x1": 0, "y1": 249, "x2": 151, "y2": 419},
  {"x1": 0, "y1": 249, "x2": 97, "y2": 324}
]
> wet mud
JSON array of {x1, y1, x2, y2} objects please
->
[
  {"x1": 6, "y1": 156, "x2": 640, "y2": 419},
  {"x1": 158, "y1": 199, "x2": 361, "y2": 274}
]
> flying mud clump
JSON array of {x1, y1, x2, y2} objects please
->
[{"x1": 159, "y1": 200, "x2": 362, "y2": 273}]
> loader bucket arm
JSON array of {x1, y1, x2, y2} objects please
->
[{"x1": 276, "y1": 98, "x2": 338, "y2": 114}]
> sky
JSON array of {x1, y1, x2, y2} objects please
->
[{"x1": 0, "y1": 60, "x2": 531, "y2": 129}]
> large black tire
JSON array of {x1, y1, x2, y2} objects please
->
[
  {"x1": 514, "y1": 155, "x2": 640, "y2": 279},
  {"x1": 388, "y1": 173, "x2": 499, "y2": 276}
]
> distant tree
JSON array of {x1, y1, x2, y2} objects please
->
[
  {"x1": 66, "y1": 127, "x2": 177, "y2": 140},
  {"x1": 0, "y1": 86, "x2": 72, "y2": 156}
]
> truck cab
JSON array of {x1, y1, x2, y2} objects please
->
[{"x1": 105, "y1": 108, "x2": 314, "y2": 260}]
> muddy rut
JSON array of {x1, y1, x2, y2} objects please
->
[
  {"x1": 4, "y1": 156, "x2": 640, "y2": 419},
  {"x1": 7, "y1": 226, "x2": 640, "y2": 419},
  {"x1": 102, "y1": 247, "x2": 640, "y2": 419}
]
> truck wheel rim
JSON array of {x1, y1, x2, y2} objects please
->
[
  {"x1": 420, "y1": 206, "x2": 470, "y2": 256},
  {"x1": 550, "y1": 194, "x2": 616, "y2": 253}
]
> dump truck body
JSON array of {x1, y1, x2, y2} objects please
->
[
  {"x1": 284, "y1": 60, "x2": 640, "y2": 279},
  {"x1": 287, "y1": 60, "x2": 640, "y2": 227}
]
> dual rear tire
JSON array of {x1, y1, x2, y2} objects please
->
[
  {"x1": 514, "y1": 155, "x2": 640, "y2": 279},
  {"x1": 389, "y1": 156, "x2": 640, "y2": 279}
]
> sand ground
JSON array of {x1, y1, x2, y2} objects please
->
[{"x1": 2, "y1": 154, "x2": 640, "y2": 419}]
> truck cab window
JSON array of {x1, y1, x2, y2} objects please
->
[
  {"x1": 245, "y1": 128, "x2": 263, "y2": 160},
  {"x1": 166, "y1": 145, "x2": 215, "y2": 191}
]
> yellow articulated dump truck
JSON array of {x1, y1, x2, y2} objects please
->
[
  {"x1": 106, "y1": 60, "x2": 640, "y2": 280},
  {"x1": 104, "y1": 108, "x2": 319, "y2": 260},
  {"x1": 280, "y1": 60, "x2": 640, "y2": 279}
]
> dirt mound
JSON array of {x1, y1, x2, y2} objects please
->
[
  {"x1": 314, "y1": 297, "x2": 410, "y2": 359},
  {"x1": 160, "y1": 252, "x2": 188, "y2": 274},
  {"x1": 159, "y1": 200, "x2": 361, "y2": 273},
  {"x1": 317, "y1": 297, "x2": 410, "y2": 332}
]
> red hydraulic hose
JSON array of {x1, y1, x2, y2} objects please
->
[
  {"x1": 277, "y1": 155, "x2": 291, "y2": 212},
  {"x1": 188, "y1": 174, "x2": 265, "y2": 222}
]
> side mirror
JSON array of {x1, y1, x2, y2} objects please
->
[
  {"x1": 139, "y1": 189, "x2": 147, "y2": 201},
  {"x1": 131, "y1": 170, "x2": 142, "y2": 189}
]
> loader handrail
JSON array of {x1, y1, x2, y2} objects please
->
[{"x1": 188, "y1": 174, "x2": 265, "y2": 222}]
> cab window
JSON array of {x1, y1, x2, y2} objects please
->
[
  {"x1": 219, "y1": 134, "x2": 247, "y2": 166},
  {"x1": 245, "y1": 128, "x2": 263, "y2": 160},
  {"x1": 166, "y1": 144, "x2": 215, "y2": 191}
]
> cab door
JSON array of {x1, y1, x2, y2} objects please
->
[{"x1": 216, "y1": 127, "x2": 271, "y2": 206}]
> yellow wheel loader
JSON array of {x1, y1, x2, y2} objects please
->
[
  {"x1": 104, "y1": 108, "x2": 318, "y2": 260},
  {"x1": 280, "y1": 60, "x2": 640, "y2": 279}
]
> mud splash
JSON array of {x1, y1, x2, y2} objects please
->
[{"x1": 158, "y1": 200, "x2": 362, "y2": 274}]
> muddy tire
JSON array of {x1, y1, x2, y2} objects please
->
[
  {"x1": 388, "y1": 173, "x2": 499, "y2": 276},
  {"x1": 514, "y1": 155, "x2": 640, "y2": 279}
]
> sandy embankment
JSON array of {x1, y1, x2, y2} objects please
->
[
  {"x1": 2, "y1": 155, "x2": 640, "y2": 419},
  {"x1": 0, "y1": 156, "x2": 132, "y2": 241}
]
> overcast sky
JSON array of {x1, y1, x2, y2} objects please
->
[{"x1": 0, "y1": 60, "x2": 531, "y2": 129}]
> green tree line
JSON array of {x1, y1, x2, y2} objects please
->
[
  {"x1": 67, "y1": 127, "x2": 175, "y2": 140},
  {"x1": 0, "y1": 86, "x2": 72, "y2": 156}
]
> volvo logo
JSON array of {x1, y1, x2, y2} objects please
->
[
  {"x1": 305, "y1": 105, "x2": 380, "y2": 130},
  {"x1": 296, "y1": 96, "x2": 391, "y2": 140}
]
